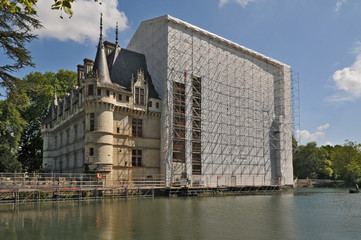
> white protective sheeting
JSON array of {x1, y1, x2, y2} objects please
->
[{"x1": 128, "y1": 15, "x2": 293, "y2": 187}]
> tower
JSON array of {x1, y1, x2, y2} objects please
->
[{"x1": 83, "y1": 13, "x2": 114, "y2": 174}]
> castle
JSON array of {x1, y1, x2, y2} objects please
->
[{"x1": 42, "y1": 15, "x2": 294, "y2": 187}]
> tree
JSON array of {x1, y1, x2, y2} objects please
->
[
  {"x1": 293, "y1": 141, "x2": 331, "y2": 179},
  {"x1": 0, "y1": 69, "x2": 76, "y2": 172},
  {"x1": 0, "y1": 7, "x2": 42, "y2": 95},
  {"x1": 332, "y1": 140, "x2": 361, "y2": 184},
  {"x1": 292, "y1": 135, "x2": 298, "y2": 156},
  {"x1": 0, "y1": 144, "x2": 21, "y2": 172},
  {"x1": 1, "y1": 0, "x2": 99, "y2": 17},
  {"x1": 17, "y1": 70, "x2": 77, "y2": 172},
  {"x1": 0, "y1": 100, "x2": 25, "y2": 172}
]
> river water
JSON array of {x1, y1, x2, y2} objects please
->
[{"x1": 0, "y1": 188, "x2": 361, "y2": 240}]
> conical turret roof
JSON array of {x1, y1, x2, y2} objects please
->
[
  {"x1": 93, "y1": 40, "x2": 112, "y2": 84},
  {"x1": 93, "y1": 13, "x2": 112, "y2": 84}
]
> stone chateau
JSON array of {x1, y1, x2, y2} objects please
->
[{"x1": 41, "y1": 18, "x2": 162, "y2": 181}]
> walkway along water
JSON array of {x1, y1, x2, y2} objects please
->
[{"x1": 0, "y1": 173, "x2": 286, "y2": 203}]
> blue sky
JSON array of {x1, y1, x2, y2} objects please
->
[{"x1": 4, "y1": 0, "x2": 361, "y2": 146}]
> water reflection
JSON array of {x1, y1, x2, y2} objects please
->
[{"x1": 1, "y1": 189, "x2": 361, "y2": 240}]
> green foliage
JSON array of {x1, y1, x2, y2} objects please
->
[
  {"x1": 332, "y1": 140, "x2": 361, "y2": 184},
  {"x1": 0, "y1": 7, "x2": 42, "y2": 94},
  {"x1": 294, "y1": 140, "x2": 361, "y2": 183},
  {"x1": 52, "y1": 0, "x2": 100, "y2": 17},
  {"x1": 0, "y1": 100, "x2": 25, "y2": 172},
  {"x1": 1, "y1": 0, "x2": 99, "y2": 17},
  {"x1": 293, "y1": 142, "x2": 331, "y2": 179},
  {"x1": 0, "y1": 0, "x2": 37, "y2": 14},
  {"x1": 17, "y1": 70, "x2": 77, "y2": 172},
  {"x1": 292, "y1": 135, "x2": 298, "y2": 156},
  {"x1": 0, "y1": 70, "x2": 76, "y2": 173},
  {"x1": 0, "y1": 144, "x2": 21, "y2": 172},
  {"x1": 17, "y1": 121, "x2": 42, "y2": 172},
  {"x1": 0, "y1": 100, "x2": 27, "y2": 150}
]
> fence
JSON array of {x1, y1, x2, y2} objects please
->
[{"x1": 0, "y1": 172, "x2": 166, "y2": 190}]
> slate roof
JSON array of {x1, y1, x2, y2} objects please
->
[
  {"x1": 108, "y1": 47, "x2": 159, "y2": 99},
  {"x1": 42, "y1": 38, "x2": 160, "y2": 125},
  {"x1": 93, "y1": 40, "x2": 112, "y2": 84}
]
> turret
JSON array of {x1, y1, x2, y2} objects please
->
[
  {"x1": 85, "y1": 13, "x2": 114, "y2": 174},
  {"x1": 93, "y1": 13, "x2": 112, "y2": 85}
]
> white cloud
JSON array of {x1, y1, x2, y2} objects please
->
[
  {"x1": 35, "y1": 0, "x2": 128, "y2": 43},
  {"x1": 351, "y1": 41, "x2": 361, "y2": 55},
  {"x1": 317, "y1": 123, "x2": 330, "y2": 131},
  {"x1": 324, "y1": 141, "x2": 334, "y2": 146},
  {"x1": 219, "y1": 0, "x2": 256, "y2": 8},
  {"x1": 335, "y1": 0, "x2": 347, "y2": 12},
  {"x1": 296, "y1": 123, "x2": 330, "y2": 143},
  {"x1": 327, "y1": 54, "x2": 361, "y2": 103}
]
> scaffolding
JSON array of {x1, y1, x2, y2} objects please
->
[
  {"x1": 192, "y1": 76, "x2": 202, "y2": 175},
  {"x1": 291, "y1": 70, "x2": 300, "y2": 142},
  {"x1": 0, "y1": 173, "x2": 166, "y2": 203},
  {"x1": 172, "y1": 81, "x2": 186, "y2": 163},
  {"x1": 127, "y1": 15, "x2": 294, "y2": 187}
]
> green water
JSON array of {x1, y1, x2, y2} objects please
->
[{"x1": 0, "y1": 188, "x2": 361, "y2": 240}]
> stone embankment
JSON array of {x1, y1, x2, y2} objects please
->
[{"x1": 294, "y1": 178, "x2": 344, "y2": 188}]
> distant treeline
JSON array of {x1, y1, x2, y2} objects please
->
[{"x1": 293, "y1": 137, "x2": 361, "y2": 184}]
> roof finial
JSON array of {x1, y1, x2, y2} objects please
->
[
  {"x1": 100, "y1": 13, "x2": 103, "y2": 40},
  {"x1": 115, "y1": 22, "x2": 118, "y2": 45}
]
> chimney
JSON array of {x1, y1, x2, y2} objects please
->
[
  {"x1": 104, "y1": 41, "x2": 116, "y2": 56},
  {"x1": 83, "y1": 58, "x2": 94, "y2": 75},
  {"x1": 77, "y1": 64, "x2": 84, "y2": 85}
]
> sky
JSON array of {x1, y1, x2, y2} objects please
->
[{"x1": 4, "y1": 0, "x2": 361, "y2": 147}]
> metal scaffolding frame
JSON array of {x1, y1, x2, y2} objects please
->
[
  {"x1": 127, "y1": 15, "x2": 294, "y2": 187},
  {"x1": 291, "y1": 70, "x2": 300, "y2": 142}
]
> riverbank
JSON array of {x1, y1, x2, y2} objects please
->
[{"x1": 294, "y1": 178, "x2": 348, "y2": 188}]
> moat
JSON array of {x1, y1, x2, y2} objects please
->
[{"x1": 1, "y1": 188, "x2": 360, "y2": 240}]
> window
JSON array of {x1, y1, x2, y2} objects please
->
[
  {"x1": 106, "y1": 90, "x2": 110, "y2": 97},
  {"x1": 119, "y1": 94, "x2": 122, "y2": 101},
  {"x1": 117, "y1": 127, "x2": 120, "y2": 133},
  {"x1": 74, "y1": 124, "x2": 78, "y2": 141},
  {"x1": 148, "y1": 101, "x2": 152, "y2": 107},
  {"x1": 135, "y1": 87, "x2": 145, "y2": 105},
  {"x1": 156, "y1": 102, "x2": 159, "y2": 108},
  {"x1": 90, "y1": 113, "x2": 95, "y2": 131},
  {"x1": 89, "y1": 148, "x2": 94, "y2": 156},
  {"x1": 126, "y1": 96, "x2": 129, "y2": 102},
  {"x1": 132, "y1": 118, "x2": 143, "y2": 137},
  {"x1": 88, "y1": 85, "x2": 94, "y2": 96},
  {"x1": 66, "y1": 129, "x2": 70, "y2": 144},
  {"x1": 97, "y1": 88, "x2": 101, "y2": 96},
  {"x1": 132, "y1": 149, "x2": 142, "y2": 167},
  {"x1": 113, "y1": 92, "x2": 116, "y2": 99}
]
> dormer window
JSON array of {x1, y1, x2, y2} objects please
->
[
  {"x1": 88, "y1": 85, "x2": 94, "y2": 96},
  {"x1": 135, "y1": 87, "x2": 145, "y2": 105}
]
